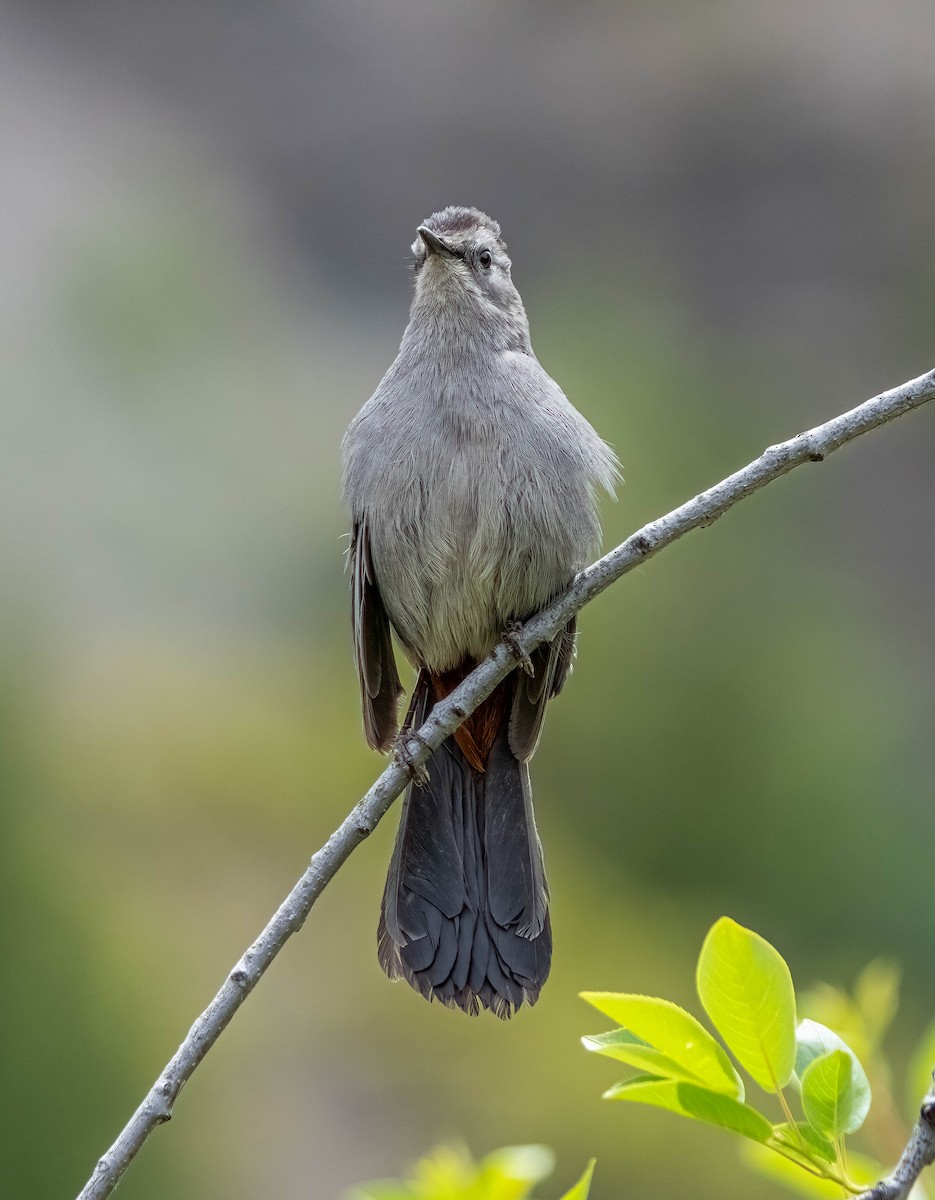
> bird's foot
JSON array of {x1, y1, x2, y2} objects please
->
[
  {"x1": 394, "y1": 728, "x2": 430, "y2": 786},
  {"x1": 502, "y1": 620, "x2": 535, "y2": 676}
]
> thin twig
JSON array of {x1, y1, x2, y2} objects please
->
[
  {"x1": 76, "y1": 367, "x2": 935, "y2": 1200},
  {"x1": 856, "y1": 1081, "x2": 935, "y2": 1200}
]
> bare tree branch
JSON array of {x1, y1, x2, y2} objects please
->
[
  {"x1": 76, "y1": 367, "x2": 935, "y2": 1200},
  {"x1": 857, "y1": 1080, "x2": 935, "y2": 1200}
]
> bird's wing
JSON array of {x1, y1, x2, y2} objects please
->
[
  {"x1": 351, "y1": 519, "x2": 404, "y2": 752},
  {"x1": 507, "y1": 616, "x2": 577, "y2": 762}
]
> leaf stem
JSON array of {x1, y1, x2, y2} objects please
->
[
  {"x1": 776, "y1": 1085, "x2": 808, "y2": 1151},
  {"x1": 769, "y1": 1141, "x2": 859, "y2": 1190}
]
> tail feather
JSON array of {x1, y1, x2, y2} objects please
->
[
  {"x1": 484, "y1": 732, "x2": 548, "y2": 937},
  {"x1": 378, "y1": 686, "x2": 552, "y2": 1018}
]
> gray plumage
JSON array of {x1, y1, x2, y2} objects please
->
[{"x1": 342, "y1": 206, "x2": 618, "y2": 1017}]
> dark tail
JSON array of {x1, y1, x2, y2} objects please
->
[{"x1": 378, "y1": 680, "x2": 551, "y2": 1018}]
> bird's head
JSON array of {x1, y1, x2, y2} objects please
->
[{"x1": 410, "y1": 206, "x2": 530, "y2": 350}]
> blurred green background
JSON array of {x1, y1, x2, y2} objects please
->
[{"x1": 1, "y1": 2, "x2": 933, "y2": 1197}]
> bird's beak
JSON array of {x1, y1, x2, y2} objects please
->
[{"x1": 417, "y1": 226, "x2": 456, "y2": 258}]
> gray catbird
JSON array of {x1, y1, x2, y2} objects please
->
[{"x1": 342, "y1": 206, "x2": 618, "y2": 1018}]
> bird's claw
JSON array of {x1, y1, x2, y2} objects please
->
[
  {"x1": 394, "y1": 729, "x2": 430, "y2": 785},
  {"x1": 503, "y1": 621, "x2": 535, "y2": 676}
]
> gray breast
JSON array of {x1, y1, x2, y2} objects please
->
[{"x1": 343, "y1": 353, "x2": 612, "y2": 671}]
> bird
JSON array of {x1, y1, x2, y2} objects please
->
[{"x1": 341, "y1": 206, "x2": 618, "y2": 1017}]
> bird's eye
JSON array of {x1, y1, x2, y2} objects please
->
[{"x1": 478, "y1": 249, "x2": 493, "y2": 269}]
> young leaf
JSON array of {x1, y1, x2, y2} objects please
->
[
  {"x1": 582, "y1": 1028, "x2": 714, "y2": 1087},
  {"x1": 801, "y1": 1049, "x2": 869, "y2": 1137},
  {"x1": 603, "y1": 1075, "x2": 773, "y2": 1143},
  {"x1": 476, "y1": 1144, "x2": 555, "y2": 1197},
  {"x1": 696, "y1": 917, "x2": 797, "y2": 1092},
  {"x1": 352, "y1": 1144, "x2": 566, "y2": 1200},
  {"x1": 559, "y1": 1159, "x2": 595, "y2": 1200},
  {"x1": 795, "y1": 1017, "x2": 871, "y2": 1123},
  {"x1": 580, "y1": 992, "x2": 743, "y2": 1097},
  {"x1": 771, "y1": 1121, "x2": 836, "y2": 1164}
]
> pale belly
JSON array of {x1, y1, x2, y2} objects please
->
[{"x1": 369, "y1": 446, "x2": 585, "y2": 671}]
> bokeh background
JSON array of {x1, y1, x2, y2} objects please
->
[{"x1": 2, "y1": 2, "x2": 934, "y2": 1197}]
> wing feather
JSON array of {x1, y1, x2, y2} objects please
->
[
  {"x1": 351, "y1": 520, "x2": 404, "y2": 751},
  {"x1": 507, "y1": 617, "x2": 577, "y2": 762}
]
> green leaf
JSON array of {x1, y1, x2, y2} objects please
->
[
  {"x1": 475, "y1": 1145, "x2": 555, "y2": 1199},
  {"x1": 696, "y1": 917, "x2": 797, "y2": 1092},
  {"x1": 771, "y1": 1122, "x2": 836, "y2": 1164},
  {"x1": 580, "y1": 992, "x2": 743, "y2": 1097},
  {"x1": 349, "y1": 1144, "x2": 556, "y2": 1200},
  {"x1": 603, "y1": 1075, "x2": 773, "y2": 1143},
  {"x1": 795, "y1": 1018, "x2": 871, "y2": 1128},
  {"x1": 582, "y1": 1029, "x2": 708, "y2": 1087},
  {"x1": 801, "y1": 1050, "x2": 869, "y2": 1137},
  {"x1": 558, "y1": 1159, "x2": 595, "y2": 1200}
]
